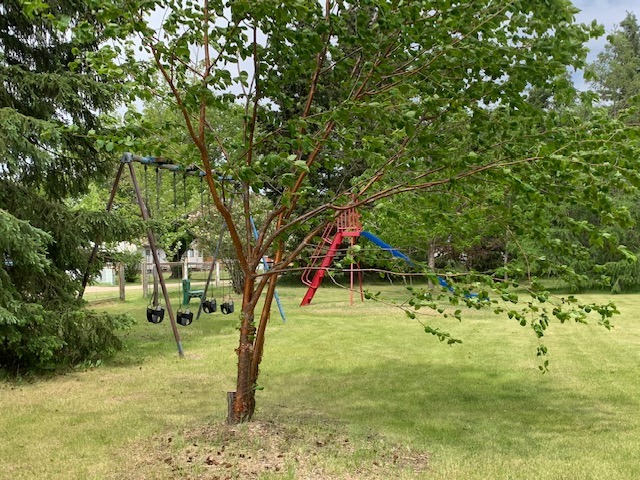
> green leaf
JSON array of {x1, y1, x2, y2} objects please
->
[{"x1": 294, "y1": 160, "x2": 310, "y2": 173}]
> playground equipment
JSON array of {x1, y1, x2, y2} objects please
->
[
  {"x1": 146, "y1": 304, "x2": 165, "y2": 324},
  {"x1": 300, "y1": 207, "x2": 368, "y2": 306},
  {"x1": 79, "y1": 153, "x2": 232, "y2": 357},
  {"x1": 86, "y1": 154, "x2": 187, "y2": 356},
  {"x1": 176, "y1": 307, "x2": 194, "y2": 326},
  {"x1": 80, "y1": 153, "x2": 287, "y2": 355},
  {"x1": 220, "y1": 297, "x2": 235, "y2": 314},
  {"x1": 182, "y1": 278, "x2": 205, "y2": 305},
  {"x1": 202, "y1": 298, "x2": 217, "y2": 313},
  {"x1": 300, "y1": 206, "x2": 475, "y2": 306}
]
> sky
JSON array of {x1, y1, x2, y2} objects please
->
[{"x1": 572, "y1": 0, "x2": 639, "y2": 88}]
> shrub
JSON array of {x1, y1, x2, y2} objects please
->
[
  {"x1": 0, "y1": 303, "x2": 134, "y2": 373},
  {"x1": 114, "y1": 250, "x2": 142, "y2": 284}
]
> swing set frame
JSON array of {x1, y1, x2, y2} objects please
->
[
  {"x1": 80, "y1": 152, "x2": 286, "y2": 358},
  {"x1": 80, "y1": 153, "x2": 197, "y2": 356}
]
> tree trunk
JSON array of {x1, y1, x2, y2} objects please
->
[
  {"x1": 170, "y1": 264, "x2": 181, "y2": 279},
  {"x1": 428, "y1": 240, "x2": 436, "y2": 288},
  {"x1": 224, "y1": 258, "x2": 245, "y2": 294},
  {"x1": 228, "y1": 275, "x2": 257, "y2": 424},
  {"x1": 226, "y1": 266, "x2": 281, "y2": 423}
]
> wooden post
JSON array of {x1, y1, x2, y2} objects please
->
[
  {"x1": 142, "y1": 261, "x2": 148, "y2": 297},
  {"x1": 226, "y1": 391, "x2": 236, "y2": 424},
  {"x1": 215, "y1": 260, "x2": 220, "y2": 287},
  {"x1": 118, "y1": 262, "x2": 125, "y2": 301}
]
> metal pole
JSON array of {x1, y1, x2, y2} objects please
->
[
  {"x1": 127, "y1": 160, "x2": 184, "y2": 358},
  {"x1": 349, "y1": 237, "x2": 355, "y2": 306},
  {"x1": 250, "y1": 216, "x2": 287, "y2": 323},
  {"x1": 78, "y1": 162, "x2": 126, "y2": 299}
]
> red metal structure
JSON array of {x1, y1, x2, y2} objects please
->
[{"x1": 300, "y1": 207, "x2": 363, "y2": 306}]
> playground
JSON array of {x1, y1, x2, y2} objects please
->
[
  {"x1": 1, "y1": 285, "x2": 639, "y2": 479},
  {"x1": 82, "y1": 153, "x2": 453, "y2": 358},
  {"x1": 5, "y1": 0, "x2": 640, "y2": 478}
]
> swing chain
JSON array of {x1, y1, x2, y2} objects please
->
[
  {"x1": 144, "y1": 164, "x2": 150, "y2": 216},
  {"x1": 220, "y1": 266, "x2": 234, "y2": 315},
  {"x1": 183, "y1": 172, "x2": 188, "y2": 214},
  {"x1": 173, "y1": 171, "x2": 177, "y2": 211},
  {"x1": 176, "y1": 272, "x2": 193, "y2": 326},
  {"x1": 155, "y1": 167, "x2": 161, "y2": 214}
]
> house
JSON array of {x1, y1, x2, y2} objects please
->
[{"x1": 140, "y1": 241, "x2": 205, "y2": 271}]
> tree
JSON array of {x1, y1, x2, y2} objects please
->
[
  {"x1": 0, "y1": 1, "x2": 137, "y2": 371},
  {"x1": 72, "y1": 0, "x2": 640, "y2": 423},
  {"x1": 586, "y1": 11, "x2": 640, "y2": 116},
  {"x1": 0, "y1": 0, "x2": 121, "y2": 195},
  {"x1": 559, "y1": 11, "x2": 640, "y2": 291}
]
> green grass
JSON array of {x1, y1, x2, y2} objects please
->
[{"x1": 1, "y1": 285, "x2": 639, "y2": 479}]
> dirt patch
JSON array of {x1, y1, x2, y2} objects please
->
[{"x1": 111, "y1": 420, "x2": 430, "y2": 479}]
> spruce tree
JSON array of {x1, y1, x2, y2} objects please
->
[
  {"x1": 0, "y1": 0, "x2": 134, "y2": 372},
  {"x1": 587, "y1": 12, "x2": 640, "y2": 115}
]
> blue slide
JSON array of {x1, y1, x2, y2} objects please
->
[
  {"x1": 360, "y1": 231, "x2": 477, "y2": 297},
  {"x1": 360, "y1": 231, "x2": 414, "y2": 266}
]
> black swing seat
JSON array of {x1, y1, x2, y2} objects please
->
[
  {"x1": 220, "y1": 299, "x2": 234, "y2": 315},
  {"x1": 182, "y1": 278, "x2": 205, "y2": 305},
  {"x1": 147, "y1": 305, "x2": 165, "y2": 324},
  {"x1": 176, "y1": 309, "x2": 193, "y2": 326},
  {"x1": 202, "y1": 298, "x2": 217, "y2": 313}
]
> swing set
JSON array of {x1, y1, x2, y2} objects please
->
[{"x1": 80, "y1": 153, "x2": 246, "y2": 357}]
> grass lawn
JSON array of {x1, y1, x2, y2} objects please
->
[{"x1": 1, "y1": 284, "x2": 639, "y2": 479}]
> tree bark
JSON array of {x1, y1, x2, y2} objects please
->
[
  {"x1": 228, "y1": 275, "x2": 257, "y2": 423},
  {"x1": 224, "y1": 258, "x2": 245, "y2": 294},
  {"x1": 118, "y1": 262, "x2": 125, "y2": 301},
  {"x1": 428, "y1": 240, "x2": 436, "y2": 288},
  {"x1": 170, "y1": 264, "x2": 181, "y2": 280}
]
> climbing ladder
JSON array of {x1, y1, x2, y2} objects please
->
[
  {"x1": 301, "y1": 222, "x2": 336, "y2": 287},
  {"x1": 300, "y1": 207, "x2": 362, "y2": 306}
]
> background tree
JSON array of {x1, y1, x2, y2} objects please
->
[
  {"x1": 552, "y1": 10, "x2": 640, "y2": 292},
  {"x1": 587, "y1": 11, "x2": 640, "y2": 116}
]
